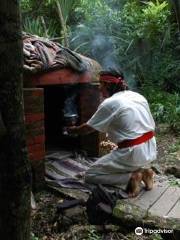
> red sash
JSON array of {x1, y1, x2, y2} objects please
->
[{"x1": 118, "y1": 131, "x2": 155, "y2": 149}]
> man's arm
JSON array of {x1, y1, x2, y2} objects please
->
[{"x1": 67, "y1": 123, "x2": 96, "y2": 135}]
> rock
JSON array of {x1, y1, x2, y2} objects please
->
[
  {"x1": 56, "y1": 206, "x2": 87, "y2": 232},
  {"x1": 165, "y1": 166, "x2": 180, "y2": 178},
  {"x1": 113, "y1": 199, "x2": 180, "y2": 231},
  {"x1": 156, "y1": 124, "x2": 170, "y2": 134},
  {"x1": 151, "y1": 164, "x2": 163, "y2": 174}
]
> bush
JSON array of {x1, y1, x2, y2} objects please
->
[
  {"x1": 31, "y1": 232, "x2": 39, "y2": 240},
  {"x1": 142, "y1": 86, "x2": 180, "y2": 132}
]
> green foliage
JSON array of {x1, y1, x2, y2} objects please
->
[
  {"x1": 169, "y1": 140, "x2": 180, "y2": 153},
  {"x1": 142, "y1": 87, "x2": 180, "y2": 131},
  {"x1": 70, "y1": 0, "x2": 172, "y2": 69},
  {"x1": 21, "y1": 0, "x2": 81, "y2": 41},
  {"x1": 121, "y1": 0, "x2": 170, "y2": 42},
  {"x1": 46, "y1": 0, "x2": 80, "y2": 23},
  {"x1": 86, "y1": 226, "x2": 102, "y2": 240},
  {"x1": 21, "y1": 0, "x2": 59, "y2": 38},
  {"x1": 151, "y1": 233, "x2": 163, "y2": 240},
  {"x1": 168, "y1": 178, "x2": 180, "y2": 187},
  {"x1": 70, "y1": 0, "x2": 170, "y2": 49},
  {"x1": 23, "y1": 16, "x2": 58, "y2": 38},
  {"x1": 21, "y1": 0, "x2": 180, "y2": 129},
  {"x1": 140, "y1": 49, "x2": 180, "y2": 90},
  {"x1": 21, "y1": 0, "x2": 32, "y2": 12},
  {"x1": 31, "y1": 232, "x2": 39, "y2": 240},
  {"x1": 117, "y1": 0, "x2": 173, "y2": 85}
]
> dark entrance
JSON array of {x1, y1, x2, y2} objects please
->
[{"x1": 44, "y1": 84, "x2": 81, "y2": 151}]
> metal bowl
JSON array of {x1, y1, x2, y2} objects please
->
[{"x1": 63, "y1": 113, "x2": 78, "y2": 126}]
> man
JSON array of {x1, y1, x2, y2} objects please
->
[{"x1": 67, "y1": 70, "x2": 156, "y2": 197}]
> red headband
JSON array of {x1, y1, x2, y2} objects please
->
[{"x1": 100, "y1": 75, "x2": 124, "y2": 84}]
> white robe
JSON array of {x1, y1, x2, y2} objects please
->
[{"x1": 85, "y1": 90, "x2": 157, "y2": 186}]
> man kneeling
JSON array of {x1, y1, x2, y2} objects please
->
[{"x1": 67, "y1": 69, "x2": 156, "y2": 197}]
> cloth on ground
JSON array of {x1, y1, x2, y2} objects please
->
[
  {"x1": 46, "y1": 153, "x2": 134, "y2": 224},
  {"x1": 45, "y1": 153, "x2": 130, "y2": 196},
  {"x1": 45, "y1": 156, "x2": 92, "y2": 193}
]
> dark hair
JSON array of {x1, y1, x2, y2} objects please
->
[
  {"x1": 99, "y1": 69, "x2": 128, "y2": 96},
  {"x1": 100, "y1": 69, "x2": 124, "y2": 78}
]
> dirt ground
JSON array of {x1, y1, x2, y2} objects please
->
[{"x1": 31, "y1": 126, "x2": 180, "y2": 240}]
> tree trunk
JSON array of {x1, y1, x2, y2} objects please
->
[
  {"x1": 171, "y1": 0, "x2": 180, "y2": 31},
  {"x1": 56, "y1": 0, "x2": 69, "y2": 47},
  {"x1": 0, "y1": 1, "x2": 31, "y2": 240}
]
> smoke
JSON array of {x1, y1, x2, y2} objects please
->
[
  {"x1": 69, "y1": 0, "x2": 124, "y2": 73},
  {"x1": 90, "y1": 34, "x2": 119, "y2": 71},
  {"x1": 69, "y1": 1, "x2": 137, "y2": 88},
  {"x1": 63, "y1": 86, "x2": 78, "y2": 117},
  {"x1": 63, "y1": 94, "x2": 77, "y2": 116},
  {"x1": 70, "y1": 26, "x2": 121, "y2": 72}
]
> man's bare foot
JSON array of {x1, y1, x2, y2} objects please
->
[
  {"x1": 142, "y1": 168, "x2": 154, "y2": 190},
  {"x1": 126, "y1": 171, "x2": 143, "y2": 198}
]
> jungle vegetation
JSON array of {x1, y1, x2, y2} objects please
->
[{"x1": 21, "y1": 0, "x2": 180, "y2": 131}]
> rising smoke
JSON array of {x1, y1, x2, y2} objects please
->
[
  {"x1": 69, "y1": 1, "x2": 136, "y2": 88},
  {"x1": 70, "y1": 24, "x2": 121, "y2": 72},
  {"x1": 63, "y1": 86, "x2": 78, "y2": 117},
  {"x1": 91, "y1": 34, "x2": 119, "y2": 71}
]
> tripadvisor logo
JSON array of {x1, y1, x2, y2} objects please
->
[
  {"x1": 135, "y1": 227, "x2": 173, "y2": 235},
  {"x1": 135, "y1": 227, "x2": 143, "y2": 235}
]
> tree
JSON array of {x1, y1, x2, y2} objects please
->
[
  {"x1": 171, "y1": 0, "x2": 180, "y2": 32},
  {"x1": 0, "y1": 1, "x2": 31, "y2": 239}
]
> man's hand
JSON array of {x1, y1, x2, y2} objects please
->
[
  {"x1": 65, "y1": 126, "x2": 78, "y2": 136},
  {"x1": 66, "y1": 123, "x2": 95, "y2": 136},
  {"x1": 100, "y1": 140, "x2": 118, "y2": 151},
  {"x1": 66, "y1": 126, "x2": 77, "y2": 135}
]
